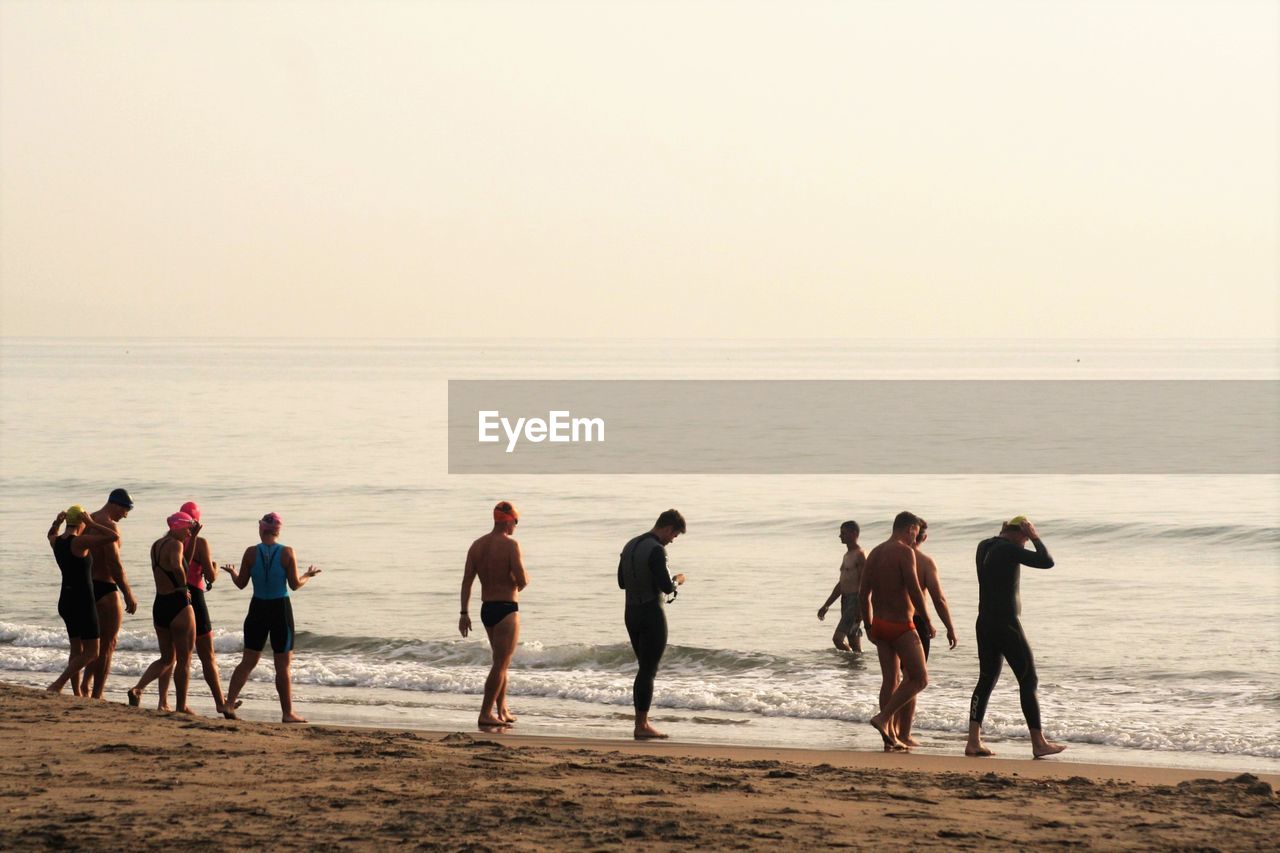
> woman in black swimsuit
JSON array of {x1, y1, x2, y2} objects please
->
[
  {"x1": 126, "y1": 512, "x2": 198, "y2": 714},
  {"x1": 46, "y1": 505, "x2": 119, "y2": 695}
]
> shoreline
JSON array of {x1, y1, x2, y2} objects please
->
[{"x1": 3, "y1": 683, "x2": 1277, "y2": 850}]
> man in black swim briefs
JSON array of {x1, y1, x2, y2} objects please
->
[
  {"x1": 965, "y1": 516, "x2": 1066, "y2": 759},
  {"x1": 459, "y1": 501, "x2": 530, "y2": 730},
  {"x1": 81, "y1": 488, "x2": 139, "y2": 699}
]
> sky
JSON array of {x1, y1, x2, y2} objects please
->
[{"x1": 1, "y1": 0, "x2": 1276, "y2": 340}]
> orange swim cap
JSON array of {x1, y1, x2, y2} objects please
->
[{"x1": 493, "y1": 501, "x2": 519, "y2": 524}]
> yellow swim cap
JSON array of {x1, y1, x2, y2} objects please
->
[
  {"x1": 1006, "y1": 515, "x2": 1029, "y2": 527},
  {"x1": 66, "y1": 505, "x2": 87, "y2": 525}
]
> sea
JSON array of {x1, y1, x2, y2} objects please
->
[{"x1": 1, "y1": 338, "x2": 1276, "y2": 774}]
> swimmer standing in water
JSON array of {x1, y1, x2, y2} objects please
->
[
  {"x1": 817, "y1": 520, "x2": 865, "y2": 653},
  {"x1": 459, "y1": 501, "x2": 529, "y2": 731}
]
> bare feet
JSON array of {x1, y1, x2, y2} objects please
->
[
  {"x1": 478, "y1": 713, "x2": 510, "y2": 731},
  {"x1": 222, "y1": 708, "x2": 239, "y2": 720},
  {"x1": 901, "y1": 735, "x2": 921, "y2": 748},
  {"x1": 157, "y1": 704, "x2": 172, "y2": 712},
  {"x1": 634, "y1": 722, "x2": 669, "y2": 740},
  {"x1": 499, "y1": 708, "x2": 518, "y2": 724},
  {"x1": 869, "y1": 716, "x2": 907, "y2": 752},
  {"x1": 1033, "y1": 741, "x2": 1066, "y2": 758},
  {"x1": 216, "y1": 699, "x2": 243, "y2": 715},
  {"x1": 965, "y1": 744, "x2": 994, "y2": 757},
  {"x1": 282, "y1": 712, "x2": 309, "y2": 724},
  {"x1": 176, "y1": 706, "x2": 194, "y2": 715},
  {"x1": 126, "y1": 687, "x2": 141, "y2": 708}
]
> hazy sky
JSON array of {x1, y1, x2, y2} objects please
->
[{"x1": 1, "y1": 0, "x2": 1276, "y2": 339}]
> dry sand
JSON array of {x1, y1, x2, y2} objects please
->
[{"x1": 1, "y1": 683, "x2": 1276, "y2": 850}]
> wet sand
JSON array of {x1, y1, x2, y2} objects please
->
[{"x1": 1, "y1": 684, "x2": 1276, "y2": 850}]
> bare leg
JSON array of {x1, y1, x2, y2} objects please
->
[
  {"x1": 869, "y1": 638, "x2": 905, "y2": 750},
  {"x1": 195, "y1": 634, "x2": 229, "y2": 712},
  {"x1": 170, "y1": 608, "x2": 196, "y2": 714},
  {"x1": 49, "y1": 639, "x2": 99, "y2": 694},
  {"x1": 832, "y1": 629, "x2": 852, "y2": 652},
  {"x1": 223, "y1": 648, "x2": 261, "y2": 719},
  {"x1": 869, "y1": 633, "x2": 928, "y2": 751},
  {"x1": 895, "y1": 697, "x2": 921, "y2": 747},
  {"x1": 275, "y1": 651, "x2": 306, "y2": 723},
  {"x1": 965, "y1": 720, "x2": 994, "y2": 756},
  {"x1": 156, "y1": 664, "x2": 175, "y2": 711},
  {"x1": 129, "y1": 628, "x2": 175, "y2": 707},
  {"x1": 87, "y1": 593, "x2": 122, "y2": 699},
  {"x1": 479, "y1": 615, "x2": 519, "y2": 729}
]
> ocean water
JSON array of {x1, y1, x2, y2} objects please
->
[{"x1": 1, "y1": 338, "x2": 1276, "y2": 773}]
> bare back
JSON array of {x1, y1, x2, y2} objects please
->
[
  {"x1": 87, "y1": 510, "x2": 122, "y2": 583},
  {"x1": 861, "y1": 539, "x2": 917, "y2": 623},
  {"x1": 465, "y1": 532, "x2": 527, "y2": 602}
]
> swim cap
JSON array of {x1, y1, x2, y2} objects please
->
[
  {"x1": 108, "y1": 488, "x2": 134, "y2": 510},
  {"x1": 493, "y1": 501, "x2": 519, "y2": 524},
  {"x1": 1006, "y1": 515, "x2": 1029, "y2": 527},
  {"x1": 259, "y1": 512, "x2": 283, "y2": 533},
  {"x1": 167, "y1": 511, "x2": 196, "y2": 532},
  {"x1": 65, "y1": 505, "x2": 87, "y2": 525},
  {"x1": 179, "y1": 501, "x2": 201, "y2": 522}
]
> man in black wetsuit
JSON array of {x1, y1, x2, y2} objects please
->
[
  {"x1": 618, "y1": 509, "x2": 687, "y2": 740},
  {"x1": 966, "y1": 516, "x2": 1066, "y2": 758}
]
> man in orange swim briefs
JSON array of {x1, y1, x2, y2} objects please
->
[{"x1": 859, "y1": 511, "x2": 934, "y2": 751}]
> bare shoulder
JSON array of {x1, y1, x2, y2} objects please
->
[{"x1": 916, "y1": 549, "x2": 938, "y2": 573}]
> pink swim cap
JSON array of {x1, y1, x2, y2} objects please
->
[
  {"x1": 167, "y1": 511, "x2": 196, "y2": 532},
  {"x1": 259, "y1": 512, "x2": 283, "y2": 532},
  {"x1": 179, "y1": 501, "x2": 201, "y2": 522}
]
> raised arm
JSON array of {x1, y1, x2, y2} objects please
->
[
  {"x1": 284, "y1": 546, "x2": 319, "y2": 591},
  {"x1": 73, "y1": 514, "x2": 121, "y2": 553},
  {"x1": 47, "y1": 512, "x2": 66, "y2": 548},
  {"x1": 196, "y1": 538, "x2": 218, "y2": 587},
  {"x1": 459, "y1": 544, "x2": 478, "y2": 637}
]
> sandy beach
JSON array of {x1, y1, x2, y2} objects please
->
[{"x1": 1, "y1": 684, "x2": 1275, "y2": 850}]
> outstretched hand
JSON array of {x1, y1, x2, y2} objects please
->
[{"x1": 303, "y1": 565, "x2": 321, "y2": 579}]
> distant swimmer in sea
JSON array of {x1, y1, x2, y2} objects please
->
[
  {"x1": 126, "y1": 512, "x2": 197, "y2": 714},
  {"x1": 46, "y1": 506, "x2": 118, "y2": 694},
  {"x1": 618, "y1": 509, "x2": 687, "y2": 740},
  {"x1": 79, "y1": 488, "x2": 139, "y2": 700},
  {"x1": 156, "y1": 502, "x2": 234, "y2": 715},
  {"x1": 966, "y1": 516, "x2": 1066, "y2": 759},
  {"x1": 859, "y1": 511, "x2": 934, "y2": 751},
  {"x1": 817, "y1": 520, "x2": 865, "y2": 653},
  {"x1": 459, "y1": 501, "x2": 530, "y2": 731},
  {"x1": 221, "y1": 513, "x2": 320, "y2": 723},
  {"x1": 894, "y1": 517, "x2": 958, "y2": 747}
]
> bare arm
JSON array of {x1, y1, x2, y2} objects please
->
[
  {"x1": 510, "y1": 541, "x2": 529, "y2": 591},
  {"x1": 158, "y1": 539, "x2": 186, "y2": 594},
  {"x1": 902, "y1": 549, "x2": 933, "y2": 636},
  {"x1": 284, "y1": 546, "x2": 319, "y2": 591},
  {"x1": 459, "y1": 545, "x2": 478, "y2": 637},
  {"x1": 858, "y1": 566, "x2": 873, "y2": 637},
  {"x1": 225, "y1": 547, "x2": 255, "y2": 590},
  {"x1": 818, "y1": 582, "x2": 841, "y2": 619},
  {"x1": 47, "y1": 513, "x2": 66, "y2": 547},
  {"x1": 920, "y1": 557, "x2": 957, "y2": 649},
  {"x1": 72, "y1": 515, "x2": 121, "y2": 553},
  {"x1": 196, "y1": 538, "x2": 217, "y2": 587},
  {"x1": 101, "y1": 533, "x2": 138, "y2": 614}
]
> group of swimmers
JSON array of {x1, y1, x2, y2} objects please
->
[
  {"x1": 818, "y1": 510, "x2": 1065, "y2": 757},
  {"x1": 47, "y1": 490, "x2": 1064, "y2": 756},
  {"x1": 46, "y1": 488, "x2": 319, "y2": 722}
]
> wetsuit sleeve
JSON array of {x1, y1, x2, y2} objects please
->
[
  {"x1": 618, "y1": 547, "x2": 627, "y2": 589},
  {"x1": 1019, "y1": 538, "x2": 1055, "y2": 569},
  {"x1": 648, "y1": 545, "x2": 675, "y2": 595}
]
